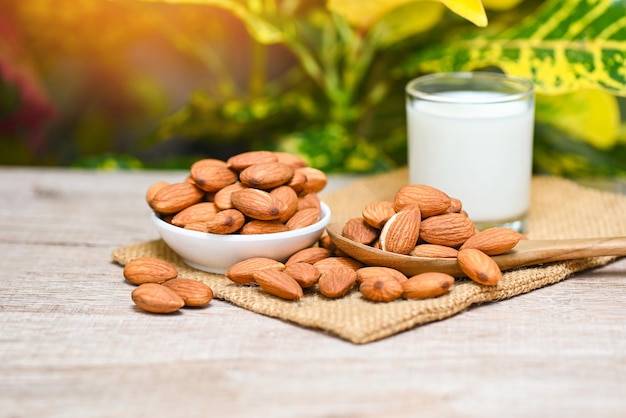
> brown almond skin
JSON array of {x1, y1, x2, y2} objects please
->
[
  {"x1": 359, "y1": 276, "x2": 404, "y2": 302},
  {"x1": 379, "y1": 206, "x2": 421, "y2": 254},
  {"x1": 213, "y1": 182, "x2": 246, "y2": 210},
  {"x1": 393, "y1": 184, "x2": 452, "y2": 217},
  {"x1": 206, "y1": 208, "x2": 245, "y2": 234},
  {"x1": 410, "y1": 244, "x2": 459, "y2": 258},
  {"x1": 356, "y1": 267, "x2": 407, "y2": 284},
  {"x1": 145, "y1": 181, "x2": 169, "y2": 206},
  {"x1": 131, "y1": 283, "x2": 185, "y2": 313},
  {"x1": 162, "y1": 278, "x2": 213, "y2": 307},
  {"x1": 239, "y1": 162, "x2": 295, "y2": 190},
  {"x1": 403, "y1": 272, "x2": 455, "y2": 299},
  {"x1": 342, "y1": 217, "x2": 379, "y2": 245},
  {"x1": 286, "y1": 247, "x2": 332, "y2": 265},
  {"x1": 227, "y1": 150, "x2": 277, "y2": 171},
  {"x1": 313, "y1": 257, "x2": 363, "y2": 275},
  {"x1": 457, "y1": 248, "x2": 502, "y2": 286},
  {"x1": 150, "y1": 182, "x2": 205, "y2": 215},
  {"x1": 190, "y1": 162, "x2": 238, "y2": 192},
  {"x1": 253, "y1": 270, "x2": 303, "y2": 301},
  {"x1": 226, "y1": 257, "x2": 285, "y2": 284},
  {"x1": 317, "y1": 267, "x2": 357, "y2": 299},
  {"x1": 362, "y1": 201, "x2": 396, "y2": 229},
  {"x1": 240, "y1": 220, "x2": 289, "y2": 235},
  {"x1": 273, "y1": 151, "x2": 308, "y2": 169},
  {"x1": 460, "y1": 227, "x2": 523, "y2": 255},
  {"x1": 231, "y1": 188, "x2": 282, "y2": 221},
  {"x1": 270, "y1": 185, "x2": 299, "y2": 223},
  {"x1": 284, "y1": 262, "x2": 321, "y2": 288},
  {"x1": 420, "y1": 212, "x2": 476, "y2": 248},
  {"x1": 171, "y1": 202, "x2": 218, "y2": 227},
  {"x1": 286, "y1": 207, "x2": 321, "y2": 230},
  {"x1": 123, "y1": 257, "x2": 178, "y2": 285},
  {"x1": 297, "y1": 167, "x2": 327, "y2": 195}
]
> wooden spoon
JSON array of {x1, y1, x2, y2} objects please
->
[{"x1": 325, "y1": 223, "x2": 626, "y2": 277}]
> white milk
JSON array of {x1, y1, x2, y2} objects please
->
[{"x1": 407, "y1": 90, "x2": 534, "y2": 227}]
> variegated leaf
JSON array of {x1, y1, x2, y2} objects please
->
[{"x1": 399, "y1": 0, "x2": 626, "y2": 95}]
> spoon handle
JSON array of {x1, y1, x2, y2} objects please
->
[{"x1": 495, "y1": 237, "x2": 626, "y2": 270}]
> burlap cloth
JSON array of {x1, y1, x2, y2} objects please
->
[{"x1": 111, "y1": 169, "x2": 626, "y2": 344}]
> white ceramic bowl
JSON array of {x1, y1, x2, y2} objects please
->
[{"x1": 151, "y1": 202, "x2": 331, "y2": 274}]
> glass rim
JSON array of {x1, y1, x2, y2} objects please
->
[{"x1": 406, "y1": 72, "x2": 534, "y2": 104}]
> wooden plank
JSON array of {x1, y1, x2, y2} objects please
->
[{"x1": 1, "y1": 168, "x2": 625, "y2": 417}]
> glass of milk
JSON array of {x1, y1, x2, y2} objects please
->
[{"x1": 406, "y1": 72, "x2": 535, "y2": 232}]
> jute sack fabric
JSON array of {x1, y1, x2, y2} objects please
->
[{"x1": 111, "y1": 169, "x2": 626, "y2": 344}]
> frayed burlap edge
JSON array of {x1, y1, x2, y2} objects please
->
[{"x1": 111, "y1": 171, "x2": 626, "y2": 344}]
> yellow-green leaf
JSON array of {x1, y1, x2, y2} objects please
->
[
  {"x1": 440, "y1": 0, "x2": 487, "y2": 27},
  {"x1": 536, "y1": 90, "x2": 620, "y2": 150},
  {"x1": 373, "y1": 2, "x2": 445, "y2": 47},
  {"x1": 481, "y1": 0, "x2": 522, "y2": 11}
]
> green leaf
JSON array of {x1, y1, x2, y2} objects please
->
[{"x1": 398, "y1": 0, "x2": 626, "y2": 96}]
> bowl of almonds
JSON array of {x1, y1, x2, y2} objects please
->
[{"x1": 147, "y1": 151, "x2": 331, "y2": 274}]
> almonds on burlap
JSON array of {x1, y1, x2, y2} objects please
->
[
  {"x1": 356, "y1": 266, "x2": 407, "y2": 284},
  {"x1": 402, "y1": 272, "x2": 455, "y2": 299},
  {"x1": 342, "y1": 217, "x2": 379, "y2": 245},
  {"x1": 284, "y1": 262, "x2": 321, "y2": 288},
  {"x1": 286, "y1": 247, "x2": 332, "y2": 265},
  {"x1": 457, "y1": 248, "x2": 502, "y2": 286},
  {"x1": 226, "y1": 257, "x2": 285, "y2": 284},
  {"x1": 123, "y1": 257, "x2": 178, "y2": 285},
  {"x1": 131, "y1": 283, "x2": 185, "y2": 313},
  {"x1": 359, "y1": 275, "x2": 404, "y2": 303},
  {"x1": 362, "y1": 201, "x2": 396, "y2": 229},
  {"x1": 149, "y1": 182, "x2": 205, "y2": 215},
  {"x1": 460, "y1": 227, "x2": 524, "y2": 255},
  {"x1": 253, "y1": 270, "x2": 303, "y2": 301},
  {"x1": 162, "y1": 278, "x2": 213, "y2": 307},
  {"x1": 317, "y1": 267, "x2": 357, "y2": 299},
  {"x1": 393, "y1": 184, "x2": 451, "y2": 217},
  {"x1": 379, "y1": 205, "x2": 421, "y2": 254},
  {"x1": 420, "y1": 212, "x2": 476, "y2": 248},
  {"x1": 410, "y1": 244, "x2": 459, "y2": 258}
]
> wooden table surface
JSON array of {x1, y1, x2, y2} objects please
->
[{"x1": 2, "y1": 167, "x2": 626, "y2": 418}]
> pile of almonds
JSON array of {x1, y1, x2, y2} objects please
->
[
  {"x1": 124, "y1": 257, "x2": 213, "y2": 313},
  {"x1": 146, "y1": 150, "x2": 327, "y2": 234},
  {"x1": 224, "y1": 184, "x2": 525, "y2": 303}
]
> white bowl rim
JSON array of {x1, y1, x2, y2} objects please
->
[{"x1": 152, "y1": 201, "x2": 331, "y2": 242}]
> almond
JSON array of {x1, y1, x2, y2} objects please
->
[
  {"x1": 457, "y1": 248, "x2": 502, "y2": 286},
  {"x1": 171, "y1": 202, "x2": 218, "y2": 227},
  {"x1": 240, "y1": 220, "x2": 289, "y2": 235},
  {"x1": 297, "y1": 193, "x2": 321, "y2": 211},
  {"x1": 240, "y1": 162, "x2": 295, "y2": 190},
  {"x1": 448, "y1": 197, "x2": 463, "y2": 213},
  {"x1": 145, "y1": 181, "x2": 169, "y2": 206},
  {"x1": 286, "y1": 207, "x2": 320, "y2": 230},
  {"x1": 356, "y1": 266, "x2": 407, "y2": 284},
  {"x1": 206, "y1": 208, "x2": 245, "y2": 234},
  {"x1": 274, "y1": 151, "x2": 308, "y2": 168},
  {"x1": 162, "y1": 278, "x2": 213, "y2": 307},
  {"x1": 131, "y1": 283, "x2": 185, "y2": 313},
  {"x1": 190, "y1": 161, "x2": 238, "y2": 192},
  {"x1": 402, "y1": 272, "x2": 455, "y2": 299},
  {"x1": 286, "y1": 170, "x2": 307, "y2": 194},
  {"x1": 123, "y1": 257, "x2": 178, "y2": 285},
  {"x1": 286, "y1": 247, "x2": 332, "y2": 265},
  {"x1": 226, "y1": 257, "x2": 285, "y2": 284},
  {"x1": 459, "y1": 227, "x2": 523, "y2": 255},
  {"x1": 297, "y1": 167, "x2": 327, "y2": 195},
  {"x1": 420, "y1": 212, "x2": 476, "y2": 248},
  {"x1": 317, "y1": 267, "x2": 357, "y2": 299},
  {"x1": 149, "y1": 182, "x2": 205, "y2": 214},
  {"x1": 253, "y1": 270, "x2": 303, "y2": 301},
  {"x1": 313, "y1": 257, "x2": 363, "y2": 275},
  {"x1": 410, "y1": 244, "x2": 459, "y2": 258},
  {"x1": 227, "y1": 150, "x2": 277, "y2": 171},
  {"x1": 379, "y1": 205, "x2": 421, "y2": 254},
  {"x1": 362, "y1": 201, "x2": 396, "y2": 229},
  {"x1": 284, "y1": 262, "x2": 321, "y2": 288},
  {"x1": 231, "y1": 188, "x2": 281, "y2": 221},
  {"x1": 270, "y1": 185, "x2": 299, "y2": 223},
  {"x1": 359, "y1": 275, "x2": 404, "y2": 302},
  {"x1": 184, "y1": 222, "x2": 209, "y2": 232},
  {"x1": 393, "y1": 184, "x2": 451, "y2": 217},
  {"x1": 213, "y1": 182, "x2": 246, "y2": 210},
  {"x1": 317, "y1": 235, "x2": 339, "y2": 255},
  {"x1": 342, "y1": 217, "x2": 379, "y2": 245}
]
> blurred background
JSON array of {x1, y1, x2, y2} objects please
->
[{"x1": 1, "y1": 0, "x2": 625, "y2": 175}]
